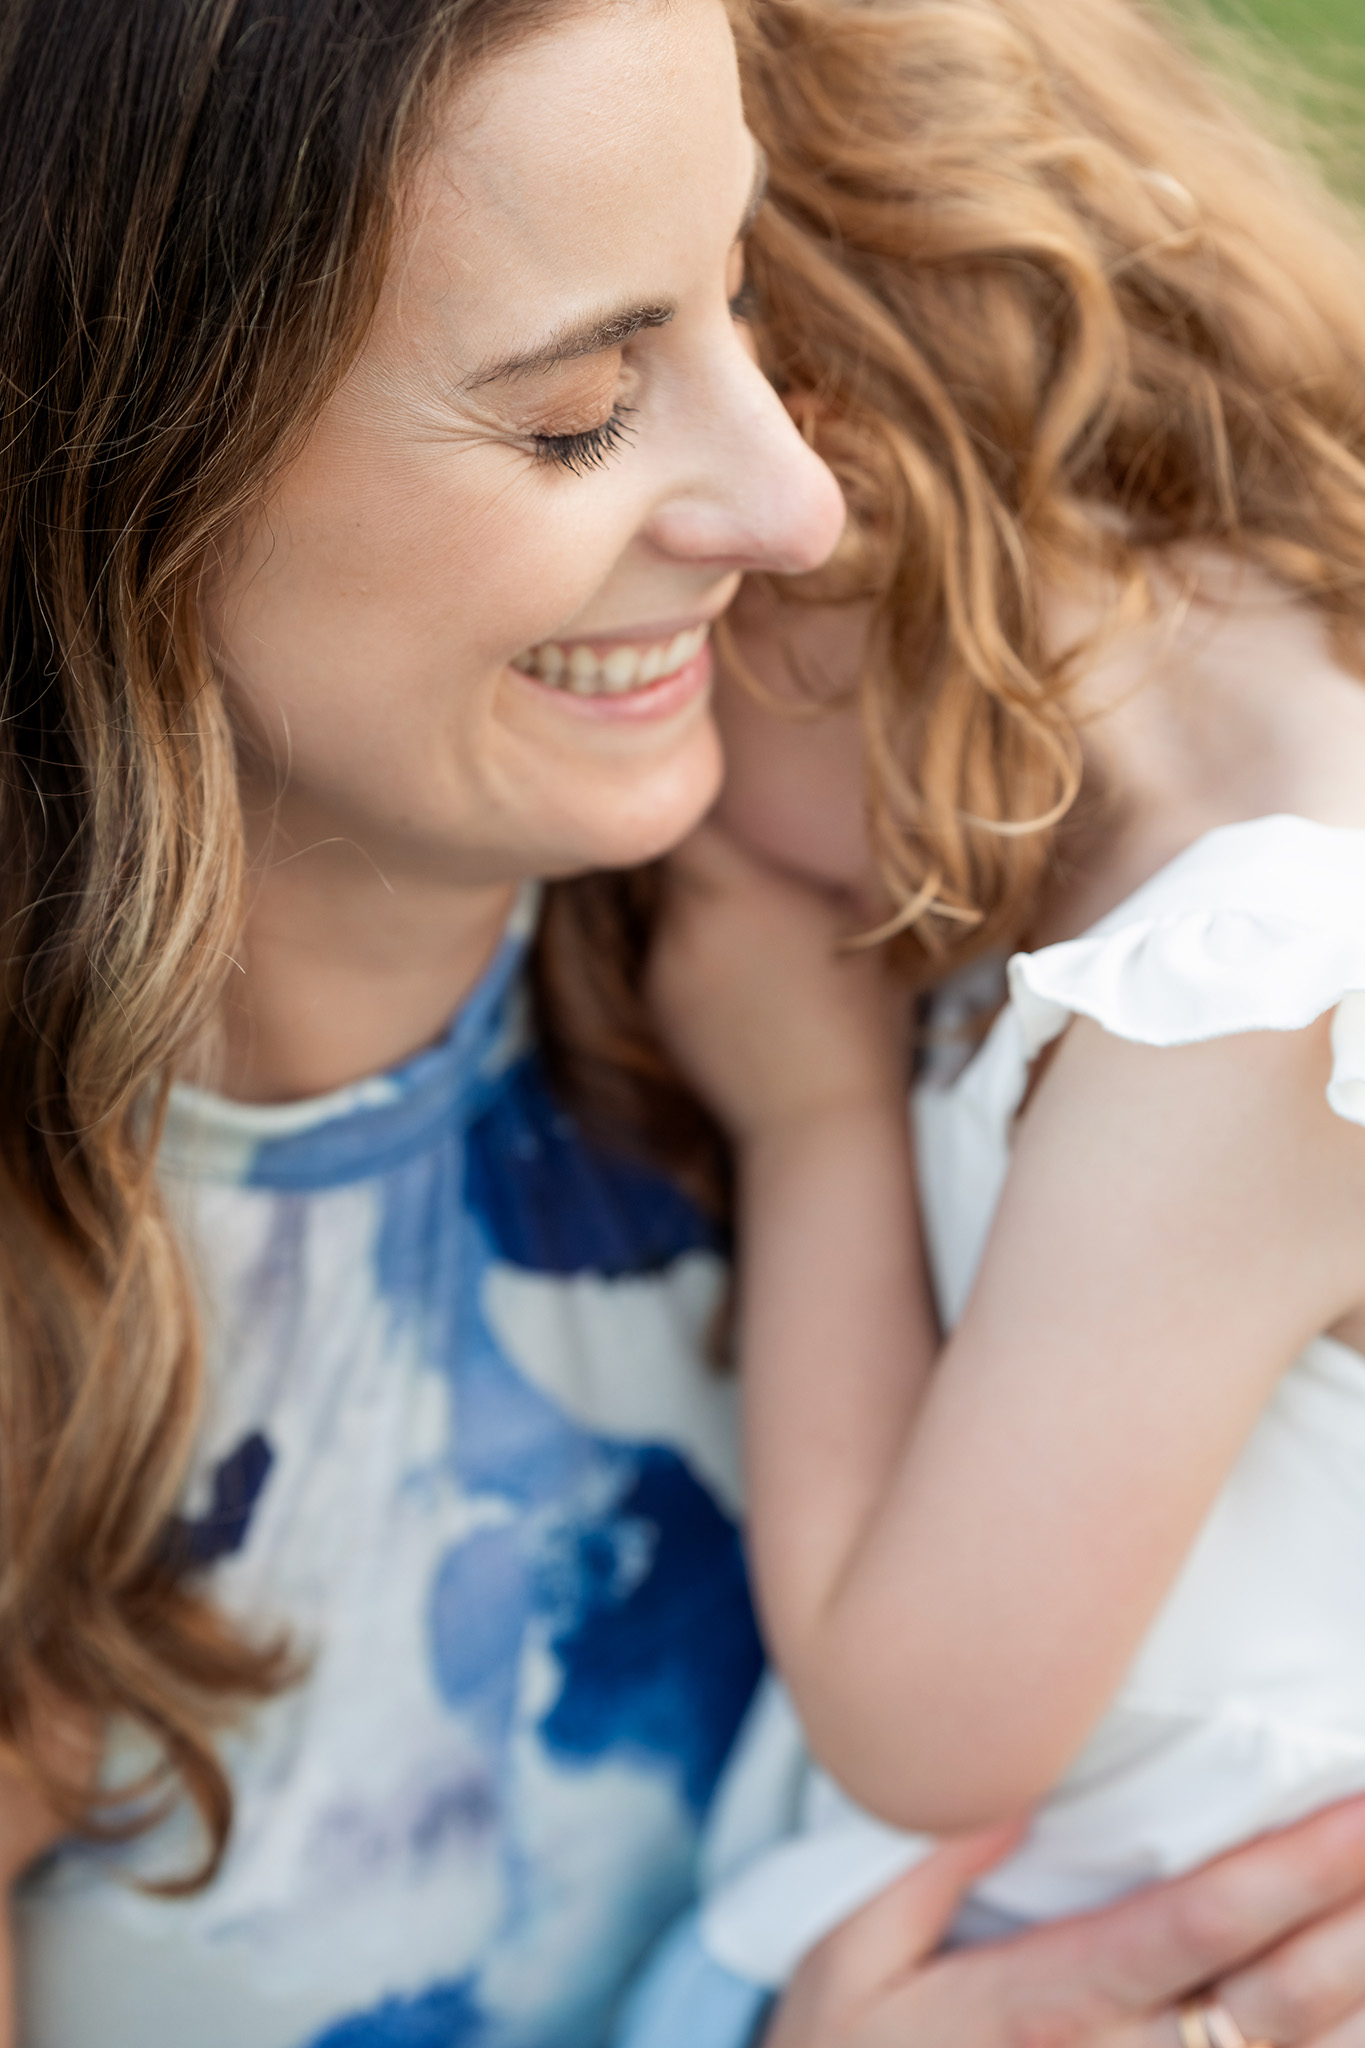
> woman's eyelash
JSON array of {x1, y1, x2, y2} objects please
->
[
  {"x1": 533, "y1": 405, "x2": 637, "y2": 476},
  {"x1": 528, "y1": 283, "x2": 751, "y2": 474}
]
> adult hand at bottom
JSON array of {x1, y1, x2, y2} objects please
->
[{"x1": 764, "y1": 1795, "x2": 1365, "y2": 2048}]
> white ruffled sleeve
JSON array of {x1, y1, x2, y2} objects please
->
[{"x1": 1004, "y1": 818, "x2": 1365, "y2": 1131}]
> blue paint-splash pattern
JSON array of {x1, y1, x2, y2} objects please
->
[{"x1": 15, "y1": 910, "x2": 760, "y2": 2048}]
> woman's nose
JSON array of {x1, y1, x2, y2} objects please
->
[{"x1": 647, "y1": 351, "x2": 846, "y2": 576}]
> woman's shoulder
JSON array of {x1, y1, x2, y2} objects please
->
[{"x1": 1008, "y1": 815, "x2": 1365, "y2": 1124}]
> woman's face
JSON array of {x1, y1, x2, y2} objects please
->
[{"x1": 205, "y1": 0, "x2": 844, "y2": 888}]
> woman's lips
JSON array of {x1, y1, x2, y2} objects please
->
[{"x1": 510, "y1": 622, "x2": 710, "y2": 697}]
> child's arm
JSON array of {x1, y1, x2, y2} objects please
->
[
  {"x1": 648, "y1": 820, "x2": 941, "y2": 1640},
  {"x1": 651, "y1": 826, "x2": 1365, "y2": 1835}
]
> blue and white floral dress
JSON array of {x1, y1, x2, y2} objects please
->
[{"x1": 15, "y1": 899, "x2": 764, "y2": 2048}]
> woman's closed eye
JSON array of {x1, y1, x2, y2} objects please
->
[{"x1": 532, "y1": 402, "x2": 637, "y2": 475}]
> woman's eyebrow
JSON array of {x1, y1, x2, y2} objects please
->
[
  {"x1": 463, "y1": 304, "x2": 675, "y2": 390},
  {"x1": 463, "y1": 148, "x2": 767, "y2": 394}
]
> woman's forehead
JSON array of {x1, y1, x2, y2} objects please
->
[{"x1": 382, "y1": 0, "x2": 753, "y2": 369}]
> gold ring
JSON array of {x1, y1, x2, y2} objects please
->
[
  {"x1": 1176, "y1": 1999, "x2": 1269, "y2": 2048},
  {"x1": 1177, "y1": 2003, "x2": 1214, "y2": 2048}
]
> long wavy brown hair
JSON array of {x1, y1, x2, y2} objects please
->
[
  {"x1": 0, "y1": 0, "x2": 580, "y2": 1887},
  {"x1": 722, "y1": 0, "x2": 1365, "y2": 972}
]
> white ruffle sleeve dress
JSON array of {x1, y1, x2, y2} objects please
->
[{"x1": 697, "y1": 813, "x2": 1365, "y2": 1988}]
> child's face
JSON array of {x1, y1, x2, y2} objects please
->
[
  {"x1": 712, "y1": 580, "x2": 881, "y2": 903},
  {"x1": 201, "y1": 0, "x2": 844, "y2": 892}
]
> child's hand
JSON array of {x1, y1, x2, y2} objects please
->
[{"x1": 647, "y1": 822, "x2": 906, "y2": 1144}]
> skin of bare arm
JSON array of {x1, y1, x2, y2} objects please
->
[
  {"x1": 652, "y1": 819, "x2": 1365, "y2": 1831},
  {"x1": 647, "y1": 515, "x2": 1365, "y2": 2048}
]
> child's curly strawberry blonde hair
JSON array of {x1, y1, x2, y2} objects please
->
[{"x1": 736, "y1": 0, "x2": 1365, "y2": 972}]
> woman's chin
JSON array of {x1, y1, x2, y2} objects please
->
[{"x1": 538, "y1": 725, "x2": 725, "y2": 875}]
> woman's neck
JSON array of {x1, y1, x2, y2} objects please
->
[{"x1": 214, "y1": 800, "x2": 519, "y2": 1105}]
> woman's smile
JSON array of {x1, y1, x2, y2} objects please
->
[{"x1": 509, "y1": 617, "x2": 714, "y2": 723}]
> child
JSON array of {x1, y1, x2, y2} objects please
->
[{"x1": 647, "y1": 0, "x2": 1365, "y2": 2009}]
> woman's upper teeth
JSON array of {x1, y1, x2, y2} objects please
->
[{"x1": 513, "y1": 623, "x2": 708, "y2": 694}]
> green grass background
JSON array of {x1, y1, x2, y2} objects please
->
[
  {"x1": 1170, "y1": 0, "x2": 1365, "y2": 189},
  {"x1": 1200, "y1": 0, "x2": 1364, "y2": 52},
  {"x1": 1187, "y1": 0, "x2": 1365, "y2": 75}
]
